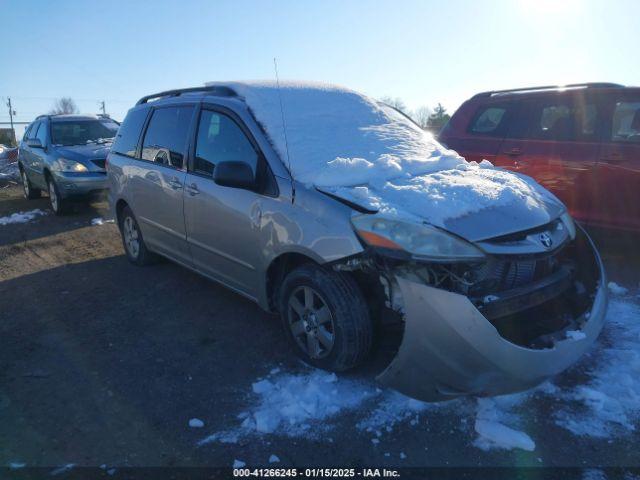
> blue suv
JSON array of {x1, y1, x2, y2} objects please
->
[{"x1": 19, "y1": 114, "x2": 119, "y2": 214}]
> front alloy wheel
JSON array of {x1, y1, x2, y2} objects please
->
[
  {"x1": 279, "y1": 264, "x2": 373, "y2": 371},
  {"x1": 47, "y1": 177, "x2": 67, "y2": 215},
  {"x1": 288, "y1": 286, "x2": 336, "y2": 360}
]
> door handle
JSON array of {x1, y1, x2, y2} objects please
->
[
  {"x1": 186, "y1": 183, "x2": 199, "y2": 195},
  {"x1": 503, "y1": 148, "x2": 522, "y2": 156},
  {"x1": 168, "y1": 177, "x2": 183, "y2": 190}
]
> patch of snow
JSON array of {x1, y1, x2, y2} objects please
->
[
  {"x1": 0, "y1": 209, "x2": 47, "y2": 225},
  {"x1": 233, "y1": 459, "x2": 246, "y2": 468},
  {"x1": 554, "y1": 298, "x2": 640, "y2": 438},
  {"x1": 268, "y1": 454, "x2": 280, "y2": 463},
  {"x1": 9, "y1": 462, "x2": 26, "y2": 469},
  {"x1": 356, "y1": 390, "x2": 433, "y2": 432},
  {"x1": 400, "y1": 452, "x2": 407, "y2": 459},
  {"x1": 107, "y1": 468, "x2": 116, "y2": 476},
  {"x1": 50, "y1": 463, "x2": 75, "y2": 476},
  {"x1": 608, "y1": 282, "x2": 629, "y2": 296},
  {"x1": 566, "y1": 330, "x2": 587, "y2": 341},
  {"x1": 199, "y1": 370, "x2": 376, "y2": 445},
  {"x1": 206, "y1": 81, "x2": 556, "y2": 227},
  {"x1": 473, "y1": 397, "x2": 535, "y2": 451},
  {"x1": 91, "y1": 217, "x2": 114, "y2": 226},
  {"x1": 189, "y1": 418, "x2": 205, "y2": 428},
  {"x1": 582, "y1": 469, "x2": 607, "y2": 480}
]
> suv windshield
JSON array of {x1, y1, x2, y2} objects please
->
[{"x1": 51, "y1": 119, "x2": 119, "y2": 146}]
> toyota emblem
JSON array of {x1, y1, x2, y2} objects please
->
[{"x1": 539, "y1": 232, "x2": 553, "y2": 249}]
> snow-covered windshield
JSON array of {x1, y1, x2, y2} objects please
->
[
  {"x1": 51, "y1": 120, "x2": 119, "y2": 146},
  {"x1": 208, "y1": 81, "x2": 556, "y2": 227}
]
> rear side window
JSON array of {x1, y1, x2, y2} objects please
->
[
  {"x1": 141, "y1": 106, "x2": 194, "y2": 169},
  {"x1": 611, "y1": 101, "x2": 640, "y2": 143},
  {"x1": 469, "y1": 106, "x2": 507, "y2": 135},
  {"x1": 193, "y1": 110, "x2": 258, "y2": 177},
  {"x1": 112, "y1": 108, "x2": 149, "y2": 157},
  {"x1": 511, "y1": 98, "x2": 598, "y2": 141}
]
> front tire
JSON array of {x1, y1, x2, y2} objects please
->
[
  {"x1": 278, "y1": 264, "x2": 373, "y2": 371},
  {"x1": 46, "y1": 176, "x2": 68, "y2": 215},
  {"x1": 20, "y1": 167, "x2": 41, "y2": 199},
  {"x1": 119, "y1": 206, "x2": 156, "y2": 266}
]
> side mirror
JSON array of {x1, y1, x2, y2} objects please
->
[
  {"x1": 26, "y1": 138, "x2": 43, "y2": 149},
  {"x1": 214, "y1": 161, "x2": 257, "y2": 190}
]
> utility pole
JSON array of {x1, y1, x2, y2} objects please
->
[
  {"x1": 99, "y1": 100, "x2": 106, "y2": 116},
  {"x1": 6, "y1": 97, "x2": 16, "y2": 145}
]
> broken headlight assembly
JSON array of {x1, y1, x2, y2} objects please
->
[{"x1": 351, "y1": 215, "x2": 486, "y2": 263}]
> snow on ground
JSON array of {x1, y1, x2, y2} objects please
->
[
  {"x1": 91, "y1": 217, "x2": 115, "y2": 226},
  {"x1": 206, "y1": 81, "x2": 556, "y2": 227},
  {"x1": 199, "y1": 285, "x2": 640, "y2": 454},
  {"x1": 0, "y1": 209, "x2": 47, "y2": 225}
]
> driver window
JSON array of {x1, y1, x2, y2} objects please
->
[{"x1": 194, "y1": 110, "x2": 258, "y2": 177}]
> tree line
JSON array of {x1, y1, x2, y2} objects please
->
[{"x1": 379, "y1": 96, "x2": 450, "y2": 131}]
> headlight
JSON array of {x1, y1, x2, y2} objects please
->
[
  {"x1": 351, "y1": 215, "x2": 486, "y2": 262},
  {"x1": 560, "y1": 211, "x2": 576, "y2": 240},
  {"x1": 53, "y1": 158, "x2": 88, "y2": 173}
]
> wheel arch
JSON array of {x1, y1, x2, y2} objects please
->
[{"x1": 265, "y1": 251, "x2": 320, "y2": 312}]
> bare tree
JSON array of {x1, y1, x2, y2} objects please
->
[
  {"x1": 380, "y1": 96, "x2": 408, "y2": 114},
  {"x1": 49, "y1": 97, "x2": 79, "y2": 115},
  {"x1": 412, "y1": 106, "x2": 432, "y2": 129}
]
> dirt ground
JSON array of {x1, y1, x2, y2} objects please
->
[{"x1": 1, "y1": 179, "x2": 639, "y2": 476}]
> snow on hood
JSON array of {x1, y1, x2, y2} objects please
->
[{"x1": 207, "y1": 81, "x2": 563, "y2": 230}]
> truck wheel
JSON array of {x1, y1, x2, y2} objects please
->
[
  {"x1": 47, "y1": 177, "x2": 69, "y2": 215},
  {"x1": 20, "y1": 167, "x2": 41, "y2": 199},
  {"x1": 119, "y1": 206, "x2": 156, "y2": 266},
  {"x1": 278, "y1": 264, "x2": 373, "y2": 371}
]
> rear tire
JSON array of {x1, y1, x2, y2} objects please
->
[
  {"x1": 278, "y1": 264, "x2": 373, "y2": 371},
  {"x1": 119, "y1": 206, "x2": 157, "y2": 266},
  {"x1": 20, "y1": 167, "x2": 41, "y2": 199},
  {"x1": 46, "y1": 176, "x2": 69, "y2": 215}
]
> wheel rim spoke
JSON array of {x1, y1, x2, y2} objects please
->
[
  {"x1": 315, "y1": 305, "x2": 331, "y2": 325},
  {"x1": 316, "y1": 326, "x2": 334, "y2": 349},
  {"x1": 306, "y1": 334, "x2": 320, "y2": 358},
  {"x1": 303, "y1": 287, "x2": 314, "y2": 309},
  {"x1": 289, "y1": 296, "x2": 305, "y2": 316},
  {"x1": 290, "y1": 320, "x2": 305, "y2": 336}
]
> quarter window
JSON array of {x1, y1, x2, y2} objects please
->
[
  {"x1": 141, "y1": 106, "x2": 194, "y2": 168},
  {"x1": 611, "y1": 101, "x2": 640, "y2": 143},
  {"x1": 35, "y1": 121, "x2": 48, "y2": 145},
  {"x1": 112, "y1": 108, "x2": 149, "y2": 158},
  {"x1": 469, "y1": 106, "x2": 507, "y2": 135},
  {"x1": 194, "y1": 110, "x2": 258, "y2": 177}
]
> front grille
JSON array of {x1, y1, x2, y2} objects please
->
[{"x1": 91, "y1": 159, "x2": 106, "y2": 169}]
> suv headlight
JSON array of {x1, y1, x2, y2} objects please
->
[
  {"x1": 53, "y1": 158, "x2": 88, "y2": 173},
  {"x1": 560, "y1": 211, "x2": 576, "y2": 240},
  {"x1": 351, "y1": 215, "x2": 486, "y2": 262}
]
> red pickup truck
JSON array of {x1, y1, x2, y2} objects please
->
[{"x1": 439, "y1": 83, "x2": 640, "y2": 232}]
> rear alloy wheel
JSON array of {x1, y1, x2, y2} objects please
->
[
  {"x1": 279, "y1": 264, "x2": 373, "y2": 371},
  {"x1": 47, "y1": 177, "x2": 68, "y2": 215},
  {"x1": 119, "y1": 206, "x2": 157, "y2": 266},
  {"x1": 21, "y1": 168, "x2": 41, "y2": 199}
]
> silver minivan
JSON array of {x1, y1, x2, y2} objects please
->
[{"x1": 107, "y1": 82, "x2": 607, "y2": 402}]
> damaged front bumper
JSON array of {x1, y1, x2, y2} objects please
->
[{"x1": 376, "y1": 228, "x2": 608, "y2": 402}]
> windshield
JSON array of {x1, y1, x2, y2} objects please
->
[{"x1": 51, "y1": 120, "x2": 119, "y2": 146}]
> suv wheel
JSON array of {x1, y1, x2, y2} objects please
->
[
  {"x1": 278, "y1": 264, "x2": 373, "y2": 371},
  {"x1": 119, "y1": 206, "x2": 157, "y2": 266},
  {"x1": 20, "y1": 167, "x2": 41, "y2": 199},
  {"x1": 46, "y1": 176, "x2": 68, "y2": 215}
]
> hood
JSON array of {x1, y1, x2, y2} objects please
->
[
  {"x1": 319, "y1": 166, "x2": 567, "y2": 243},
  {"x1": 53, "y1": 143, "x2": 112, "y2": 163}
]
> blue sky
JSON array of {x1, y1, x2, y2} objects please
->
[{"x1": 1, "y1": 0, "x2": 638, "y2": 137}]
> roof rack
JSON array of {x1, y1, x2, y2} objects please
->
[
  {"x1": 136, "y1": 86, "x2": 237, "y2": 105},
  {"x1": 473, "y1": 82, "x2": 624, "y2": 99}
]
